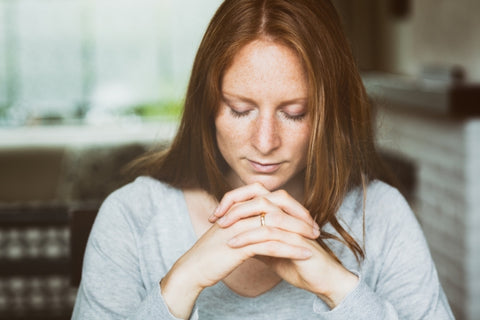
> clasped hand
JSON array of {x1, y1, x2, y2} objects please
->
[{"x1": 161, "y1": 183, "x2": 358, "y2": 319}]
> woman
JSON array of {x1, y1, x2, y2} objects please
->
[{"x1": 72, "y1": 0, "x2": 454, "y2": 319}]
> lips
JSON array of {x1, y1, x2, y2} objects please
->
[{"x1": 248, "y1": 160, "x2": 281, "y2": 173}]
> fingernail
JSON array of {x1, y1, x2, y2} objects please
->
[
  {"x1": 314, "y1": 222, "x2": 320, "y2": 230},
  {"x1": 302, "y1": 249, "x2": 313, "y2": 258},
  {"x1": 313, "y1": 228, "x2": 320, "y2": 238},
  {"x1": 208, "y1": 207, "x2": 220, "y2": 222}
]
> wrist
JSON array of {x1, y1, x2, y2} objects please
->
[
  {"x1": 160, "y1": 262, "x2": 203, "y2": 319},
  {"x1": 317, "y1": 268, "x2": 359, "y2": 309}
]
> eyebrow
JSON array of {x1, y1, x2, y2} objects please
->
[{"x1": 221, "y1": 92, "x2": 307, "y2": 107}]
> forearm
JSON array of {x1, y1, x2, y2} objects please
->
[
  {"x1": 316, "y1": 267, "x2": 359, "y2": 309},
  {"x1": 312, "y1": 276, "x2": 399, "y2": 320},
  {"x1": 160, "y1": 259, "x2": 204, "y2": 319}
]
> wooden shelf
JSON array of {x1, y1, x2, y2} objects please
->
[{"x1": 363, "y1": 72, "x2": 480, "y2": 117}]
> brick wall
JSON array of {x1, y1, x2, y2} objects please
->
[
  {"x1": 466, "y1": 121, "x2": 480, "y2": 318},
  {"x1": 376, "y1": 106, "x2": 480, "y2": 320}
]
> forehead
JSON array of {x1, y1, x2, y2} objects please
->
[{"x1": 222, "y1": 39, "x2": 308, "y2": 102}]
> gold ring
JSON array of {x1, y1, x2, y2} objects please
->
[{"x1": 260, "y1": 212, "x2": 266, "y2": 227}]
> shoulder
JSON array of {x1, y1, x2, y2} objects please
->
[
  {"x1": 339, "y1": 180, "x2": 421, "y2": 248},
  {"x1": 107, "y1": 175, "x2": 178, "y2": 203},
  {"x1": 364, "y1": 180, "x2": 417, "y2": 230},
  {"x1": 93, "y1": 176, "x2": 184, "y2": 237},
  {"x1": 342, "y1": 180, "x2": 413, "y2": 222},
  {"x1": 349, "y1": 181, "x2": 426, "y2": 258}
]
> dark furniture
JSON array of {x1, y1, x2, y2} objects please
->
[{"x1": 0, "y1": 206, "x2": 97, "y2": 320}]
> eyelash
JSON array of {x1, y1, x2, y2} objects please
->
[
  {"x1": 281, "y1": 112, "x2": 306, "y2": 122},
  {"x1": 229, "y1": 108, "x2": 250, "y2": 118},
  {"x1": 229, "y1": 107, "x2": 306, "y2": 122}
]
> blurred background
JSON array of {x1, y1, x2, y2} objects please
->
[{"x1": 0, "y1": 0, "x2": 479, "y2": 319}]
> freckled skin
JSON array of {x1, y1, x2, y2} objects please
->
[{"x1": 215, "y1": 39, "x2": 311, "y2": 197}]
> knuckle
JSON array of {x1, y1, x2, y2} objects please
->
[
  {"x1": 274, "y1": 189, "x2": 289, "y2": 198},
  {"x1": 304, "y1": 208, "x2": 311, "y2": 217},
  {"x1": 257, "y1": 196, "x2": 270, "y2": 207},
  {"x1": 242, "y1": 246, "x2": 255, "y2": 259},
  {"x1": 253, "y1": 181, "x2": 265, "y2": 189},
  {"x1": 264, "y1": 242, "x2": 277, "y2": 256},
  {"x1": 292, "y1": 232, "x2": 305, "y2": 243},
  {"x1": 223, "y1": 189, "x2": 235, "y2": 200},
  {"x1": 268, "y1": 212, "x2": 283, "y2": 225}
]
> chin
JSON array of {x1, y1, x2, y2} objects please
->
[
  {"x1": 242, "y1": 175, "x2": 288, "y2": 191},
  {"x1": 227, "y1": 167, "x2": 303, "y2": 193}
]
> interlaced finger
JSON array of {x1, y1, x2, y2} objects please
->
[
  {"x1": 209, "y1": 182, "x2": 270, "y2": 222},
  {"x1": 265, "y1": 190, "x2": 318, "y2": 229},
  {"x1": 221, "y1": 204, "x2": 320, "y2": 240}
]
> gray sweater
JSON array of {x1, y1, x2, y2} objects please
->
[{"x1": 72, "y1": 176, "x2": 454, "y2": 319}]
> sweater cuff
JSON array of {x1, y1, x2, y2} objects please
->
[
  {"x1": 312, "y1": 275, "x2": 388, "y2": 320},
  {"x1": 132, "y1": 284, "x2": 199, "y2": 320}
]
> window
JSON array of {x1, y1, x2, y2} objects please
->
[{"x1": 0, "y1": 0, "x2": 223, "y2": 125}]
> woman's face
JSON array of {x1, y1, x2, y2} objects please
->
[{"x1": 215, "y1": 39, "x2": 311, "y2": 196}]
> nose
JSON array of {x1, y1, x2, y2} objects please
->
[{"x1": 252, "y1": 114, "x2": 281, "y2": 155}]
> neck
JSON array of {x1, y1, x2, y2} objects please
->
[{"x1": 282, "y1": 172, "x2": 305, "y2": 203}]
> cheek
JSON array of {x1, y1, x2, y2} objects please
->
[
  {"x1": 288, "y1": 123, "x2": 310, "y2": 147},
  {"x1": 291, "y1": 126, "x2": 311, "y2": 162},
  {"x1": 215, "y1": 116, "x2": 241, "y2": 154},
  {"x1": 215, "y1": 112, "x2": 249, "y2": 141},
  {"x1": 215, "y1": 130, "x2": 229, "y2": 155}
]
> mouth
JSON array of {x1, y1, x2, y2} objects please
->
[{"x1": 248, "y1": 160, "x2": 282, "y2": 174}]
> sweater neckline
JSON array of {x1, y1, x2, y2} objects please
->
[{"x1": 217, "y1": 278, "x2": 288, "y2": 301}]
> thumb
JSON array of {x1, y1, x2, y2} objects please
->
[{"x1": 253, "y1": 255, "x2": 277, "y2": 266}]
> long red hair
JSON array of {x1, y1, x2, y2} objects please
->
[{"x1": 130, "y1": 0, "x2": 392, "y2": 262}]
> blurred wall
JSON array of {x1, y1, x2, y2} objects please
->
[
  {"x1": 380, "y1": 0, "x2": 480, "y2": 80},
  {"x1": 333, "y1": 1, "x2": 480, "y2": 319},
  {"x1": 334, "y1": 0, "x2": 480, "y2": 81}
]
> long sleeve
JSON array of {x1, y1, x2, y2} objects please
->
[
  {"x1": 71, "y1": 177, "x2": 454, "y2": 319},
  {"x1": 71, "y1": 195, "x2": 184, "y2": 319},
  {"x1": 312, "y1": 184, "x2": 454, "y2": 319}
]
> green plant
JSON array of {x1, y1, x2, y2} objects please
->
[{"x1": 129, "y1": 100, "x2": 183, "y2": 119}]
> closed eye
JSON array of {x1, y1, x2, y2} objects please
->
[
  {"x1": 281, "y1": 111, "x2": 307, "y2": 122},
  {"x1": 229, "y1": 106, "x2": 252, "y2": 118}
]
